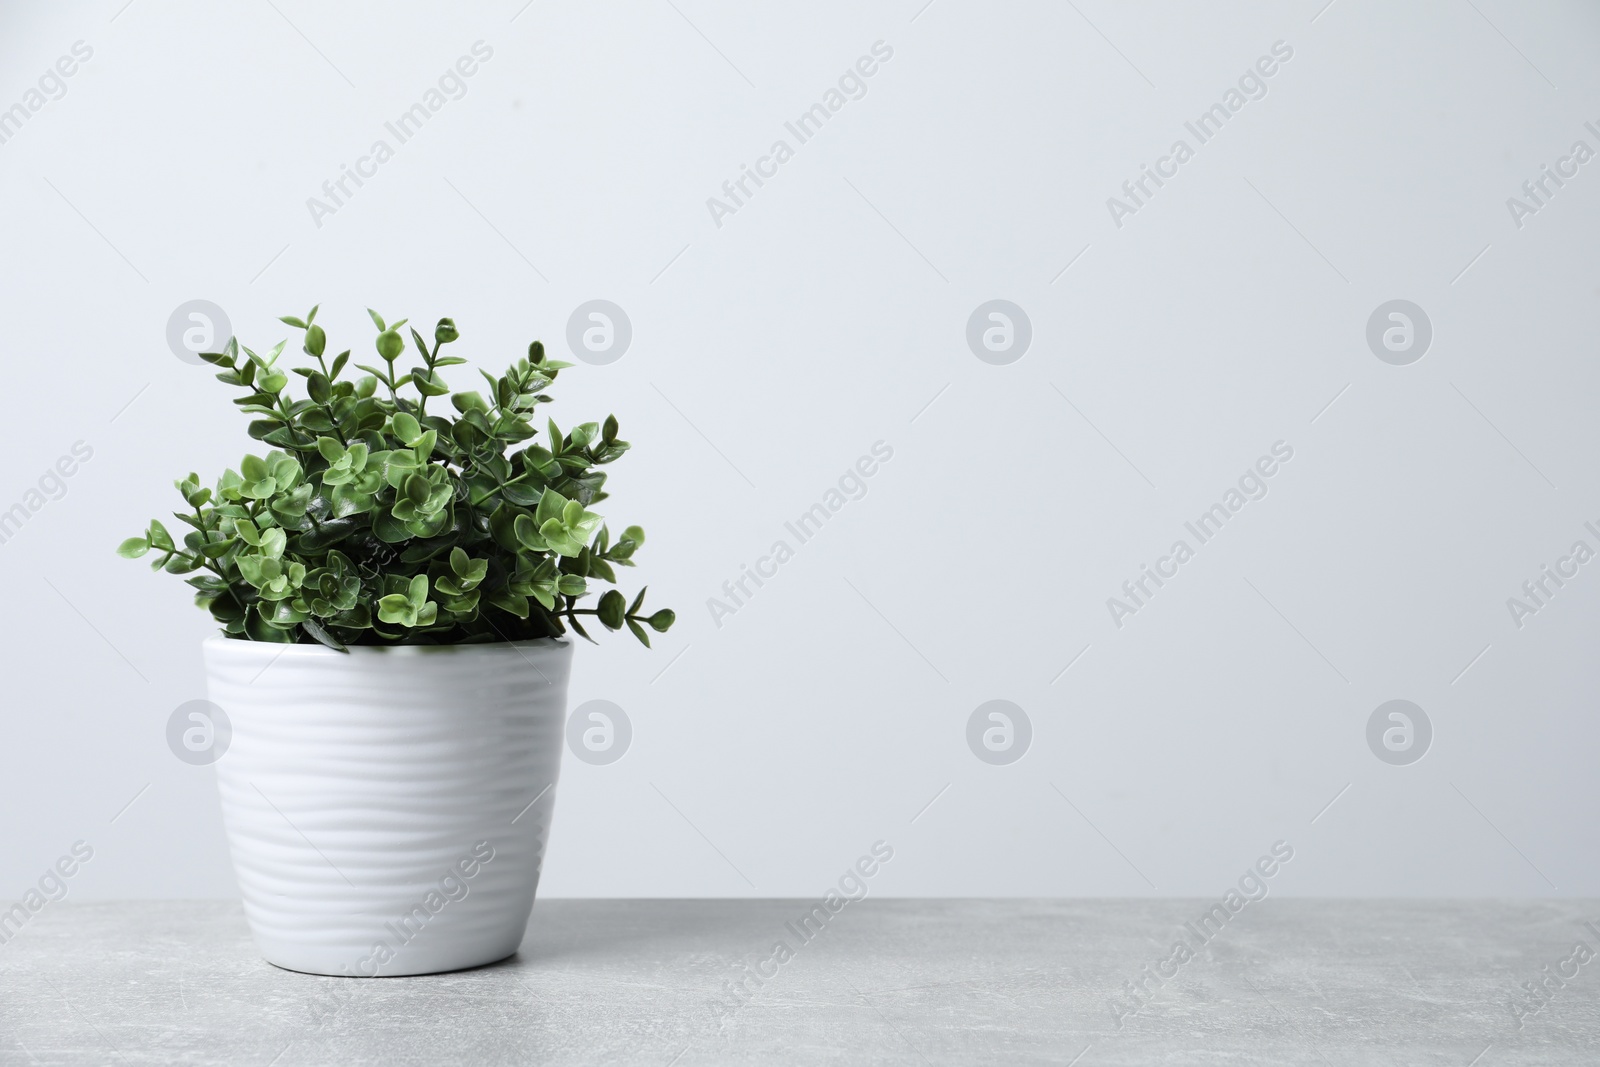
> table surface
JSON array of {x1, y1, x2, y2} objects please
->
[{"x1": 1, "y1": 899, "x2": 1596, "y2": 1065}]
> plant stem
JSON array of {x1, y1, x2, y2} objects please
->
[{"x1": 418, "y1": 339, "x2": 440, "y2": 417}]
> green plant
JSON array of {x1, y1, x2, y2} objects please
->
[{"x1": 119, "y1": 307, "x2": 674, "y2": 650}]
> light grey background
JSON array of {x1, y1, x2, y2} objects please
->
[{"x1": 1, "y1": 0, "x2": 1597, "y2": 900}]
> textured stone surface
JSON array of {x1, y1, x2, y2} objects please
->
[{"x1": 1, "y1": 899, "x2": 1597, "y2": 1065}]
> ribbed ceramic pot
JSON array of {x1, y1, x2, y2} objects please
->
[{"x1": 202, "y1": 636, "x2": 572, "y2": 977}]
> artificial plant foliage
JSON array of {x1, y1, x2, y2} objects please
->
[{"x1": 119, "y1": 307, "x2": 674, "y2": 650}]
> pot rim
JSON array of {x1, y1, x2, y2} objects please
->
[{"x1": 201, "y1": 634, "x2": 572, "y2": 658}]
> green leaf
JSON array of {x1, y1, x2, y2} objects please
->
[
  {"x1": 403, "y1": 472, "x2": 430, "y2": 506},
  {"x1": 147, "y1": 520, "x2": 176, "y2": 551},
  {"x1": 245, "y1": 611, "x2": 296, "y2": 643},
  {"x1": 567, "y1": 612, "x2": 595, "y2": 643},
  {"x1": 376, "y1": 593, "x2": 413, "y2": 624},
  {"x1": 117, "y1": 536, "x2": 150, "y2": 558},
  {"x1": 535, "y1": 488, "x2": 568, "y2": 525},
  {"x1": 647, "y1": 608, "x2": 675, "y2": 632},
  {"x1": 307, "y1": 371, "x2": 331, "y2": 403},
  {"x1": 367, "y1": 308, "x2": 387, "y2": 331},
  {"x1": 372, "y1": 510, "x2": 412, "y2": 543},
  {"x1": 391, "y1": 411, "x2": 421, "y2": 445},
  {"x1": 529, "y1": 582, "x2": 557, "y2": 611},
  {"x1": 501, "y1": 481, "x2": 543, "y2": 506},
  {"x1": 259, "y1": 527, "x2": 287, "y2": 559},
  {"x1": 199, "y1": 537, "x2": 234, "y2": 559},
  {"x1": 164, "y1": 553, "x2": 201, "y2": 575},
  {"x1": 520, "y1": 445, "x2": 558, "y2": 477},
  {"x1": 298, "y1": 516, "x2": 360, "y2": 551},
  {"x1": 598, "y1": 589, "x2": 625, "y2": 629},
  {"x1": 513, "y1": 514, "x2": 547, "y2": 552},
  {"x1": 626, "y1": 618, "x2": 651, "y2": 647},
  {"x1": 488, "y1": 504, "x2": 523, "y2": 552},
  {"x1": 412, "y1": 368, "x2": 450, "y2": 397},
  {"x1": 488, "y1": 591, "x2": 530, "y2": 618},
  {"x1": 540, "y1": 518, "x2": 584, "y2": 557},
  {"x1": 301, "y1": 618, "x2": 348, "y2": 651}
]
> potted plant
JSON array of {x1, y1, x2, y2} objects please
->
[{"x1": 120, "y1": 307, "x2": 673, "y2": 976}]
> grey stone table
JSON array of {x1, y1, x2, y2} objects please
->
[{"x1": 1, "y1": 900, "x2": 1597, "y2": 1065}]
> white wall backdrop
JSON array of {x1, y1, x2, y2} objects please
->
[{"x1": 2, "y1": 0, "x2": 1598, "y2": 900}]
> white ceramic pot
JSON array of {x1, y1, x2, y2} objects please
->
[{"x1": 202, "y1": 636, "x2": 572, "y2": 976}]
